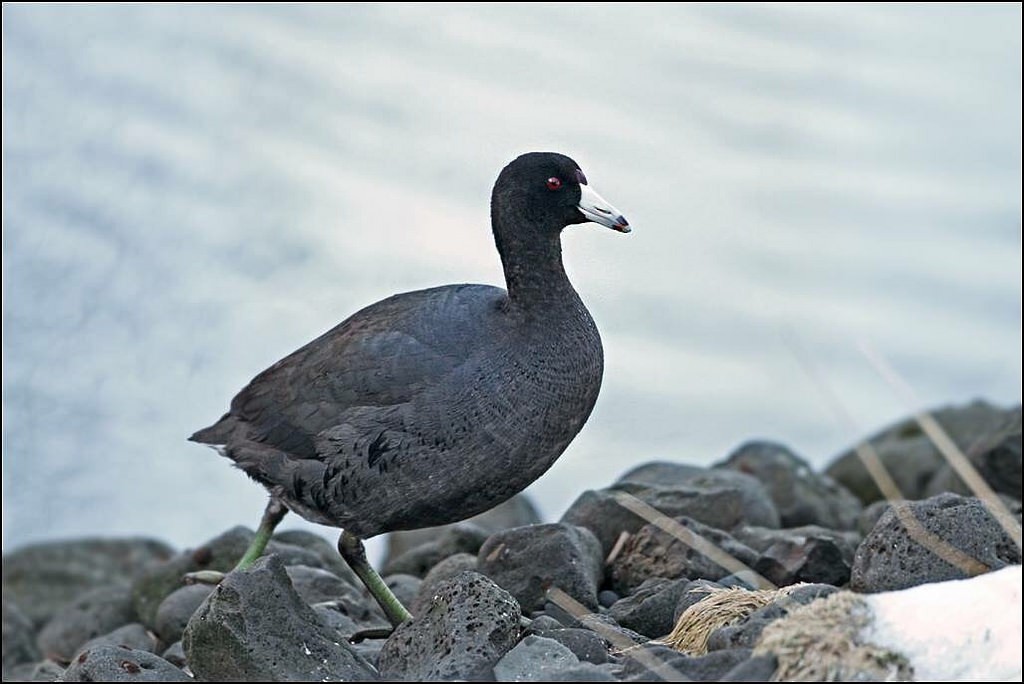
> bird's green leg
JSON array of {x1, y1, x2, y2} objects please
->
[
  {"x1": 185, "y1": 497, "x2": 289, "y2": 584},
  {"x1": 338, "y1": 530, "x2": 412, "y2": 628}
]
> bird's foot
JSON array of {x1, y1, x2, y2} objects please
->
[{"x1": 348, "y1": 627, "x2": 394, "y2": 643}]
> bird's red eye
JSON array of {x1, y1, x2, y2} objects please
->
[{"x1": 546, "y1": 177, "x2": 562, "y2": 191}]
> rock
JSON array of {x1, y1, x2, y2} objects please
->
[
  {"x1": 540, "y1": 603, "x2": 644, "y2": 643},
  {"x1": 618, "y1": 644, "x2": 754, "y2": 681},
  {"x1": 478, "y1": 524, "x2": 603, "y2": 613},
  {"x1": 716, "y1": 441, "x2": 862, "y2": 530},
  {"x1": 385, "y1": 494, "x2": 542, "y2": 566},
  {"x1": 35, "y1": 585, "x2": 136, "y2": 663},
  {"x1": 721, "y1": 654, "x2": 778, "y2": 681},
  {"x1": 412, "y1": 552, "x2": 477, "y2": 615},
  {"x1": 312, "y1": 603, "x2": 361, "y2": 637},
  {"x1": 775, "y1": 526, "x2": 858, "y2": 566},
  {"x1": 533, "y1": 628, "x2": 609, "y2": 665},
  {"x1": 182, "y1": 555, "x2": 376, "y2": 681},
  {"x1": 850, "y1": 493, "x2": 1022, "y2": 592},
  {"x1": 75, "y1": 623, "x2": 157, "y2": 657},
  {"x1": 130, "y1": 526, "x2": 323, "y2": 627},
  {"x1": 616, "y1": 464, "x2": 780, "y2": 529},
  {"x1": 543, "y1": 662, "x2": 620, "y2": 681},
  {"x1": 704, "y1": 612, "x2": 778, "y2": 652},
  {"x1": 493, "y1": 635, "x2": 579, "y2": 681},
  {"x1": 925, "y1": 407, "x2": 1022, "y2": 498},
  {"x1": 60, "y1": 645, "x2": 190, "y2": 682},
  {"x1": 383, "y1": 523, "x2": 491, "y2": 578},
  {"x1": 2, "y1": 659, "x2": 64, "y2": 682},
  {"x1": 271, "y1": 529, "x2": 359, "y2": 584},
  {"x1": 732, "y1": 526, "x2": 855, "y2": 587},
  {"x1": 610, "y1": 517, "x2": 759, "y2": 594},
  {"x1": 385, "y1": 574, "x2": 422, "y2": 614},
  {"x1": 856, "y1": 500, "x2": 892, "y2": 537},
  {"x1": 3, "y1": 599, "x2": 40, "y2": 673},
  {"x1": 284, "y1": 565, "x2": 354, "y2": 606},
  {"x1": 152, "y1": 584, "x2": 213, "y2": 645},
  {"x1": 161, "y1": 641, "x2": 186, "y2": 668},
  {"x1": 597, "y1": 590, "x2": 619, "y2": 608},
  {"x1": 526, "y1": 615, "x2": 564, "y2": 632},
  {"x1": 378, "y1": 571, "x2": 521, "y2": 681},
  {"x1": 826, "y1": 399, "x2": 1016, "y2": 504},
  {"x1": 561, "y1": 473, "x2": 779, "y2": 558},
  {"x1": 1, "y1": 538, "x2": 173, "y2": 628},
  {"x1": 608, "y1": 577, "x2": 692, "y2": 639},
  {"x1": 313, "y1": 591, "x2": 387, "y2": 631}
]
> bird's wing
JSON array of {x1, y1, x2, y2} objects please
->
[{"x1": 190, "y1": 283, "x2": 506, "y2": 459}]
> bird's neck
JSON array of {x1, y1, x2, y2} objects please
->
[{"x1": 493, "y1": 216, "x2": 577, "y2": 311}]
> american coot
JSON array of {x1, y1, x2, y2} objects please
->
[{"x1": 190, "y1": 152, "x2": 629, "y2": 625}]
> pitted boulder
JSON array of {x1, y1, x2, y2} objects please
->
[
  {"x1": 182, "y1": 555, "x2": 375, "y2": 681},
  {"x1": 379, "y1": 571, "x2": 521, "y2": 681}
]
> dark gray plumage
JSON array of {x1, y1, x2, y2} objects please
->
[{"x1": 191, "y1": 152, "x2": 629, "y2": 539}]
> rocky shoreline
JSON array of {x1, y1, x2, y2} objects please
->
[{"x1": 2, "y1": 399, "x2": 1021, "y2": 682}]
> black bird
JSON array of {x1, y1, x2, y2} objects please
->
[{"x1": 190, "y1": 151, "x2": 630, "y2": 624}]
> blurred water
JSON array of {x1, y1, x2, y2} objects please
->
[{"x1": 2, "y1": 4, "x2": 1021, "y2": 552}]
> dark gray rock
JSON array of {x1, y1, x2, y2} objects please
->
[
  {"x1": 704, "y1": 614, "x2": 775, "y2": 652},
  {"x1": 312, "y1": 603, "x2": 362, "y2": 637},
  {"x1": 619, "y1": 644, "x2": 753, "y2": 681},
  {"x1": 543, "y1": 662, "x2": 620, "y2": 681},
  {"x1": 617, "y1": 463, "x2": 780, "y2": 528},
  {"x1": 412, "y1": 552, "x2": 477, "y2": 615},
  {"x1": 385, "y1": 574, "x2": 422, "y2": 614},
  {"x1": 733, "y1": 524, "x2": 859, "y2": 563},
  {"x1": 153, "y1": 583, "x2": 213, "y2": 645},
  {"x1": 3, "y1": 599, "x2": 40, "y2": 673},
  {"x1": 182, "y1": 554, "x2": 376, "y2": 681},
  {"x1": 721, "y1": 654, "x2": 778, "y2": 681},
  {"x1": 738, "y1": 527, "x2": 854, "y2": 586},
  {"x1": 608, "y1": 577, "x2": 692, "y2": 639},
  {"x1": 385, "y1": 494, "x2": 542, "y2": 566},
  {"x1": 2, "y1": 538, "x2": 173, "y2": 628},
  {"x1": 716, "y1": 572, "x2": 760, "y2": 589},
  {"x1": 527, "y1": 615, "x2": 565, "y2": 632},
  {"x1": 782, "y1": 583, "x2": 840, "y2": 605},
  {"x1": 2, "y1": 659, "x2": 64, "y2": 682},
  {"x1": 271, "y1": 529, "x2": 359, "y2": 585},
  {"x1": 561, "y1": 474, "x2": 779, "y2": 558},
  {"x1": 285, "y1": 565, "x2": 354, "y2": 606},
  {"x1": 493, "y1": 635, "x2": 579, "y2": 681},
  {"x1": 597, "y1": 590, "x2": 619, "y2": 608},
  {"x1": 161, "y1": 641, "x2": 186, "y2": 668},
  {"x1": 75, "y1": 623, "x2": 157, "y2": 658},
  {"x1": 534, "y1": 628, "x2": 609, "y2": 665},
  {"x1": 856, "y1": 500, "x2": 893, "y2": 537},
  {"x1": 925, "y1": 407, "x2": 1022, "y2": 498},
  {"x1": 378, "y1": 571, "x2": 521, "y2": 681},
  {"x1": 130, "y1": 526, "x2": 324, "y2": 627},
  {"x1": 312, "y1": 590, "x2": 387, "y2": 631},
  {"x1": 383, "y1": 523, "x2": 491, "y2": 578},
  {"x1": 851, "y1": 493, "x2": 1022, "y2": 592},
  {"x1": 478, "y1": 524, "x2": 603, "y2": 613},
  {"x1": 716, "y1": 441, "x2": 862, "y2": 530},
  {"x1": 60, "y1": 645, "x2": 190, "y2": 682},
  {"x1": 36, "y1": 585, "x2": 136, "y2": 663},
  {"x1": 610, "y1": 517, "x2": 759, "y2": 594},
  {"x1": 827, "y1": 400, "x2": 1016, "y2": 504}
]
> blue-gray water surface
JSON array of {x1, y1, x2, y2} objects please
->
[{"x1": 2, "y1": 4, "x2": 1021, "y2": 552}]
